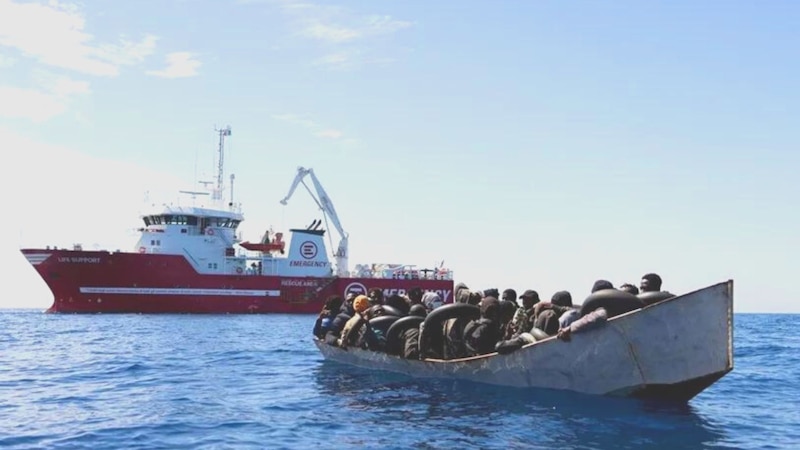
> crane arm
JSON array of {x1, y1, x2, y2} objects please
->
[
  {"x1": 306, "y1": 169, "x2": 348, "y2": 243},
  {"x1": 279, "y1": 167, "x2": 349, "y2": 274},
  {"x1": 279, "y1": 167, "x2": 312, "y2": 207}
]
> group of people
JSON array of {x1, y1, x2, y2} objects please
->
[{"x1": 312, "y1": 273, "x2": 674, "y2": 361}]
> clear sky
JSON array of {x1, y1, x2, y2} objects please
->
[{"x1": 1, "y1": 0, "x2": 798, "y2": 312}]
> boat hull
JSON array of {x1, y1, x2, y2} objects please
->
[
  {"x1": 22, "y1": 249, "x2": 454, "y2": 314},
  {"x1": 315, "y1": 280, "x2": 734, "y2": 402}
]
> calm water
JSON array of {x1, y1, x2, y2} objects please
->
[{"x1": 0, "y1": 311, "x2": 797, "y2": 449}]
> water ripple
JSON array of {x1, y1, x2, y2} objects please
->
[{"x1": 0, "y1": 311, "x2": 797, "y2": 449}]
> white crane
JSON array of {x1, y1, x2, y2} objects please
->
[{"x1": 280, "y1": 167, "x2": 349, "y2": 276}]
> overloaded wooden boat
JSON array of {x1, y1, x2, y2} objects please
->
[{"x1": 314, "y1": 280, "x2": 734, "y2": 402}]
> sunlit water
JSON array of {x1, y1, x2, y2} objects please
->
[{"x1": 0, "y1": 312, "x2": 797, "y2": 449}]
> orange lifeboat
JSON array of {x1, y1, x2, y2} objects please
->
[{"x1": 240, "y1": 232, "x2": 286, "y2": 253}]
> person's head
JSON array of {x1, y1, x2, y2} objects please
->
[
  {"x1": 479, "y1": 296, "x2": 501, "y2": 321},
  {"x1": 591, "y1": 279, "x2": 614, "y2": 293},
  {"x1": 324, "y1": 295, "x2": 344, "y2": 312},
  {"x1": 408, "y1": 287, "x2": 424, "y2": 304},
  {"x1": 640, "y1": 273, "x2": 662, "y2": 292},
  {"x1": 368, "y1": 288, "x2": 384, "y2": 305},
  {"x1": 501, "y1": 288, "x2": 517, "y2": 303},
  {"x1": 551, "y1": 290, "x2": 573, "y2": 308},
  {"x1": 385, "y1": 294, "x2": 410, "y2": 314},
  {"x1": 499, "y1": 300, "x2": 517, "y2": 324},
  {"x1": 342, "y1": 293, "x2": 357, "y2": 313},
  {"x1": 409, "y1": 304, "x2": 428, "y2": 317},
  {"x1": 456, "y1": 288, "x2": 472, "y2": 304},
  {"x1": 519, "y1": 289, "x2": 540, "y2": 308},
  {"x1": 483, "y1": 288, "x2": 500, "y2": 299},
  {"x1": 619, "y1": 283, "x2": 639, "y2": 295},
  {"x1": 467, "y1": 290, "x2": 483, "y2": 306},
  {"x1": 353, "y1": 295, "x2": 370, "y2": 313},
  {"x1": 422, "y1": 292, "x2": 443, "y2": 312}
]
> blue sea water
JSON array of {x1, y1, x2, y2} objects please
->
[{"x1": 0, "y1": 312, "x2": 797, "y2": 450}]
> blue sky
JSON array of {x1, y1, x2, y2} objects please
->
[{"x1": 1, "y1": 0, "x2": 798, "y2": 312}]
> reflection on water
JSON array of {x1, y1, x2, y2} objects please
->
[{"x1": 312, "y1": 361, "x2": 732, "y2": 449}]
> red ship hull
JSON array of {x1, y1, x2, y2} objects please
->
[{"x1": 21, "y1": 249, "x2": 454, "y2": 314}]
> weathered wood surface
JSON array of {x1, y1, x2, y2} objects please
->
[{"x1": 314, "y1": 280, "x2": 734, "y2": 401}]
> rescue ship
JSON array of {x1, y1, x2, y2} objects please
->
[{"x1": 20, "y1": 126, "x2": 454, "y2": 313}]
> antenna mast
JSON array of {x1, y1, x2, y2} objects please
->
[{"x1": 214, "y1": 125, "x2": 232, "y2": 202}]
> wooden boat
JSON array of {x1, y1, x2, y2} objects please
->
[{"x1": 314, "y1": 280, "x2": 734, "y2": 402}]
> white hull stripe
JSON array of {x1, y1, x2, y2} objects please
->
[
  {"x1": 80, "y1": 287, "x2": 281, "y2": 297},
  {"x1": 25, "y1": 253, "x2": 52, "y2": 265}
]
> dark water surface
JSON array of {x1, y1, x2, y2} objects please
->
[{"x1": 0, "y1": 312, "x2": 797, "y2": 449}]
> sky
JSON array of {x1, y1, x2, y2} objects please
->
[{"x1": 1, "y1": 0, "x2": 798, "y2": 312}]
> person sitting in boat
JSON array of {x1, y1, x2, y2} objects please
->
[
  {"x1": 619, "y1": 283, "x2": 639, "y2": 295},
  {"x1": 399, "y1": 304, "x2": 428, "y2": 360},
  {"x1": 507, "y1": 289, "x2": 539, "y2": 339},
  {"x1": 407, "y1": 287, "x2": 424, "y2": 307},
  {"x1": 382, "y1": 293, "x2": 410, "y2": 315},
  {"x1": 440, "y1": 284, "x2": 475, "y2": 360},
  {"x1": 453, "y1": 283, "x2": 471, "y2": 304},
  {"x1": 531, "y1": 290, "x2": 574, "y2": 336},
  {"x1": 499, "y1": 299, "x2": 517, "y2": 340},
  {"x1": 323, "y1": 294, "x2": 357, "y2": 346},
  {"x1": 592, "y1": 279, "x2": 614, "y2": 293},
  {"x1": 337, "y1": 295, "x2": 371, "y2": 349},
  {"x1": 467, "y1": 290, "x2": 483, "y2": 306},
  {"x1": 578, "y1": 279, "x2": 643, "y2": 319},
  {"x1": 463, "y1": 296, "x2": 503, "y2": 357},
  {"x1": 638, "y1": 272, "x2": 676, "y2": 305},
  {"x1": 313, "y1": 295, "x2": 344, "y2": 339},
  {"x1": 368, "y1": 288, "x2": 385, "y2": 306},
  {"x1": 640, "y1": 273, "x2": 662, "y2": 293},
  {"x1": 422, "y1": 292, "x2": 444, "y2": 313}
]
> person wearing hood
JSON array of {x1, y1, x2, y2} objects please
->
[
  {"x1": 463, "y1": 296, "x2": 503, "y2": 357},
  {"x1": 467, "y1": 290, "x2": 483, "y2": 306},
  {"x1": 454, "y1": 282, "x2": 471, "y2": 304},
  {"x1": 421, "y1": 291, "x2": 444, "y2": 312},
  {"x1": 532, "y1": 290, "x2": 574, "y2": 336},
  {"x1": 337, "y1": 295, "x2": 371, "y2": 349}
]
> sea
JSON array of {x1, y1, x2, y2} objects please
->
[{"x1": 0, "y1": 311, "x2": 797, "y2": 450}]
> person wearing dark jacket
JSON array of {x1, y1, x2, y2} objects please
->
[
  {"x1": 400, "y1": 304, "x2": 427, "y2": 359},
  {"x1": 324, "y1": 294, "x2": 357, "y2": 346},
  {"x1": 532, "y1": 290, "x2": 574, "y2": 336},
  {"x1": 464, "y1": 296, "x2": 502, "y2": 357},
  {"x1": 313, "y1": 295, "x2": 344, "y2": 339}
]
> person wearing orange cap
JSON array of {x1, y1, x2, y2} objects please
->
[{"x1": 337, "y1": 295, "x2": 371, "y2": 349}]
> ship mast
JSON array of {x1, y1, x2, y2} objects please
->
[{"x1": 213, "y1": 125, "x2": 232, "y2": 204}]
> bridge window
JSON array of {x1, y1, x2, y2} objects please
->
[{"x1": 206, "y1": 217, "x2": 241, "y2": 228}]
